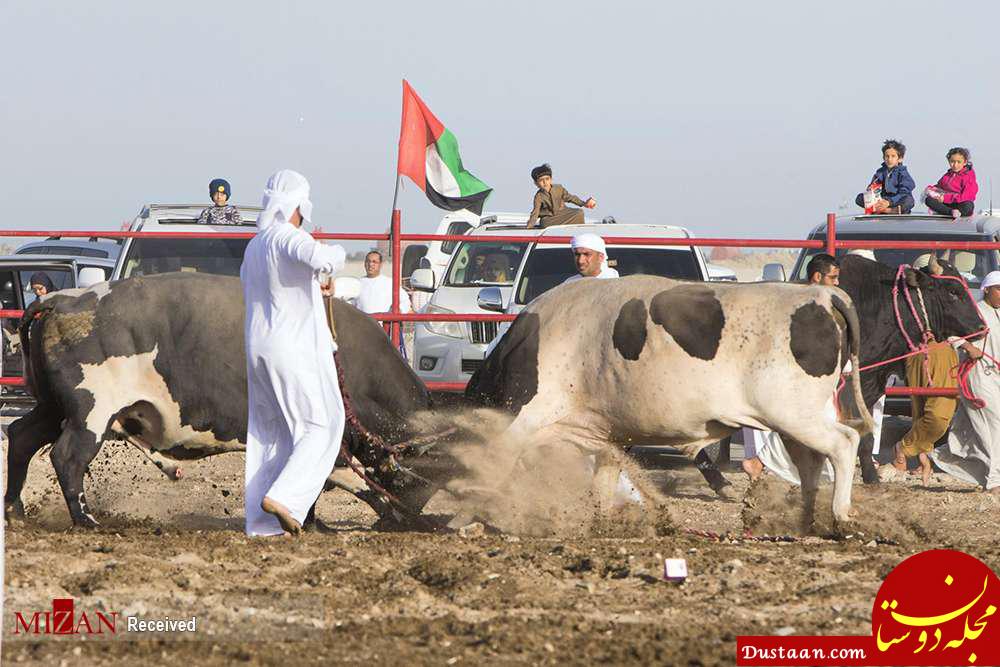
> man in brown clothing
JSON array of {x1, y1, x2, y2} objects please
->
[
  {"x1": 880, "y1": 341, "x2": 959, "y2": 486},
  {"x1": 525, "y1": 163, "x2": 597, "y2": 228}
]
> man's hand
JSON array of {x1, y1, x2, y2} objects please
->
[
  {"x1": 585, "y1": 197, "x2": 597, "y2": 209},
  {"x1": 962, "y1": 342, "x2": 984, "y2": 360},
  {"x1": 320, "y1": 277, "x2": 334, "y2": 297},
  {"x1": 873, "y1": 199, "x2": 890, "y2": 212}
]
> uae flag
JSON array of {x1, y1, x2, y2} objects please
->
[{"x1": 396, "y1": 80, "x2": 492, "y2": 214}]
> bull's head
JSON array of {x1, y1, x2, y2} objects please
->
[{"x1": 904, "y1": 257, "x2": 984, "y2": 341}]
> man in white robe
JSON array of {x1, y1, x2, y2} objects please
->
[
  {"x1": 241, "y1": 169, "x2": 347, "y2": 536},
  {"x1": 931, "y1": 271, "x2": 1000, "y2": 494},
  {"x1": 356, "y1": 250, "x2": 411, "y2": 315},
  {"x1": 562, "y1": 233, "x2": 620, "y2": 284}
]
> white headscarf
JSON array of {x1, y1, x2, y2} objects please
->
[
  {"x1": 981, "y1": 271, "x2": 1000, "y2": 291},
  {"x1": 571, "y1": 233, "x2": 606, "y2": 255},
  {"x1": 256, "y1": 169, "x2": 314, "y2": 231},
  {"x1": 847, "y1": 248, "x2": 876, "y2": 261}
]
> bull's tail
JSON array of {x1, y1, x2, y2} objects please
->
[
  {"x1": 18, "y1": 298, "x2": 55, "y2": 405},
  {"x1": 830, "y1": 292, "x2": 875, "y2": 436}
]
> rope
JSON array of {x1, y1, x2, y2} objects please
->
[{"x1": 836, "y1": 265, "x2": 994, "y2": 410}]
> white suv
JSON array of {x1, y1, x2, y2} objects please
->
[
  {"x1": 412, "y1": 221, "x2": 711, "y2": 384},
  {"x1": 112, "y1": 203, "x2": 262, "y2": 280}
]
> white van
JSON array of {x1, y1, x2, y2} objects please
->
[{"x1": 411, "y1": 221, "x2": 711, "y2": 385}]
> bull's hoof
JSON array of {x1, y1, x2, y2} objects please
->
[
  {"x1": 713, "y1": 484, "x2": 736, "y2": 501},
  {"x1": 861, "y1": 464, "x2": 880, "y2": 485},
  {"x1": 4, "y1": 499, "x2": 25, "y2": 521}
]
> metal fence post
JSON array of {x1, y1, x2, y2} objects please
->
[
  {"x1": 390, "y1": 209, "x2": 402, "y2": 349},
  {"x1": 826, "y1": 212, "x2": 836, "y2": 256}
]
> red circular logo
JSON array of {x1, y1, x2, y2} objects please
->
[{"x1": 872, "y1": 549, "x2": 1000, "y2": 665}]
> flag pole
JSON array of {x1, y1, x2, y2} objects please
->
[{"x1": 390, "y1": 175, "x2": 402, "y2": 352}]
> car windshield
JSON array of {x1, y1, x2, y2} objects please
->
[
  {"x1": 121, "y1": 238, "x2": 250, "y2": 278},
  {"x1": 797, "y1": 234, "x2": 999, "y2": 287},
  {"x1": 444, "y1": 241, "x2": 528, "y2": 287},
  {"x1": 515, "y1": 247, "x2": 702, "y2": 304}
]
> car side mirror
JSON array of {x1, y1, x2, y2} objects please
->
[
  {"x1": 78, "y1": 267, "x2": 106, "y2": 289},
  {"x1": 477, "y1": 286, "x2": 504, "y2": 312},
  {"x1": 410, "y1": 268, "x2": 436, "y2": 292},
  {"x1": 761, "y1": 263, "x2": 787, "y2": 282}
]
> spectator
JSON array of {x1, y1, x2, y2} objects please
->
[
  {"x1": 805, "y1": 253, "x2": 840, "y2": 287},
  {"x1": 29, "y1": 272, "x2": 55, "y2": 297},
  {"x1": 481, "y1": 253, "x2": 511, "y2": 283},
  {"x1": 357, "y1": 250, "x2": 412, "y2": 314},
  {"x1": 931, "y1": 270, "x2": 1000, "y2": 494},
  {"x1": 525, "y1": 164, "x2": 596, "y2": 228},
  {"x1": 924, "y1": 148, "x2": 978, "y2": 218},
  {"x1": 855, "y1": 139, "x2": 915, "y2": 214},
  {"x1": 197, "y1": 178, "x2": 243, "y2": 225},
  {"x1": 562, "y1": 234, "x2": 619, "y2": 284},
  {"x1": 880, "y1": 258, "x2": 960, "y2": 486}
]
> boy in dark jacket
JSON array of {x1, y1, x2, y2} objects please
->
[
  {"x1": 525, "y1": 164, "x2": 597, "y2": 228},
  {"x1": 855, "y1": 139, "x2": 915, "y2": 214}
]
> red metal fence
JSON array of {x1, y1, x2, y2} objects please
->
[{"x1": 1, "y1": 212, "x2": 997, "y2": 396}]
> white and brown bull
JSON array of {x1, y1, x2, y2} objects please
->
[{"x1": 466, "y1": 276, "x2": 874, "y2": 527}]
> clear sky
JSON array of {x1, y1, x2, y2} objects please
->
[{"x1": 3, "y1": 1, "x2": 999, "y2": 240}]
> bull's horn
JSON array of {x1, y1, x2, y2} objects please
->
[{"x1": 928, "y1": 255, "x2": 944, "y2": 276}]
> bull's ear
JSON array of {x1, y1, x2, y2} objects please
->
[
  {"x1": 904, "y1": 268, "x2": 921, "y2": 288},
  {"x1": 928, "y1": 255, "x2": 944, "y2": 276}
]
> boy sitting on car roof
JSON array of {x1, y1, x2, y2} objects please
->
[{"x1": 197, "y1": 178, "x2": 243, "y2": 225}]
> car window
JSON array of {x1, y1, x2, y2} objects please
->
[
  {"x1": 797, "y1": 234, "x2": 998, "y2": 287},
  {"x1": 121, "y1": 238, "x2": 250, "y2": 279},
  {"x1": 515, "y1": 247, "x2": 702, "y2": 304},
  {"x1": 0, "y1": 269, "x2": 18, "y2": 311},
  {"x1": 444, "y1": 241, "x2": 528, "y2": 287},
  {"x1": 441, "y1": 221, "x2": 473, "y2": 255},
  {"x1": 19, "y1": 268, "x2": 75, "y2": 307}
]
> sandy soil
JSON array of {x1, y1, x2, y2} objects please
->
[{"x1": 3, "y1": 425, "x2": 999, "y2": 666}]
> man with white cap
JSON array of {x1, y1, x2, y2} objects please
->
[
  {"x1": 240, "y1": 169, "x2": 347, "y2": 536},
  {"x1": 930, "y1": 270, "x2": 1000, "y2": 494},
  {"x1": 563, "y1": 233, "x2": 619, "y2": 284}
]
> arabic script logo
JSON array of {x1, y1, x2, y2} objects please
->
[{"x1": 873, "y1": 549, "x2": 999, "y2": 665}]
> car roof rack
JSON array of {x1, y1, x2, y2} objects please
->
[{"x1": 39, "y1": 235, "x2": 126, "y2": 245}]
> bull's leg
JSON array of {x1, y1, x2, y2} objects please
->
[
  {"x1": 49, "y1": 426, "x2": 102, "y2": 528},
  {"x1": 858, "y1": 434, "x2": 878, "y2": 484},
  {"x1": 779, "y1": 420, "x2": 859, "y2": 524},
  {"x1": 4, "y1": 405, "x2": 62, "y2": 520},
  {"x1": 783, "y1": 439, "x2": 823, "y2": 532}
]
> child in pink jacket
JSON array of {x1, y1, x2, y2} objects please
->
[{"x1": 925, "y1": 147, "x2": 978, "y2": 218}]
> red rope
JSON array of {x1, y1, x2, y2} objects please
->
[{"x1": 836, "y1": 267, "x2": 993, "y2": 410}]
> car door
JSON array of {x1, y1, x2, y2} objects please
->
[{"x1": 0, "y1": 259, "x2": 79, "y2": 395}]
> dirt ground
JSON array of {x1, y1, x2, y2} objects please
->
[{"x1": 3, "y1": 423, "x2": 999, "y2": 666}]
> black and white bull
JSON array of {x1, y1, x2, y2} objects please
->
[
  {"x1": 467, "y1": 276, "x2": 874, "y2": 525},
  {"x1": 836, "y1": 254, "x2": 986, "y2": 483},
  {"x1": 4, "y1": 273, "x2": 433, "y2": 528}
]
